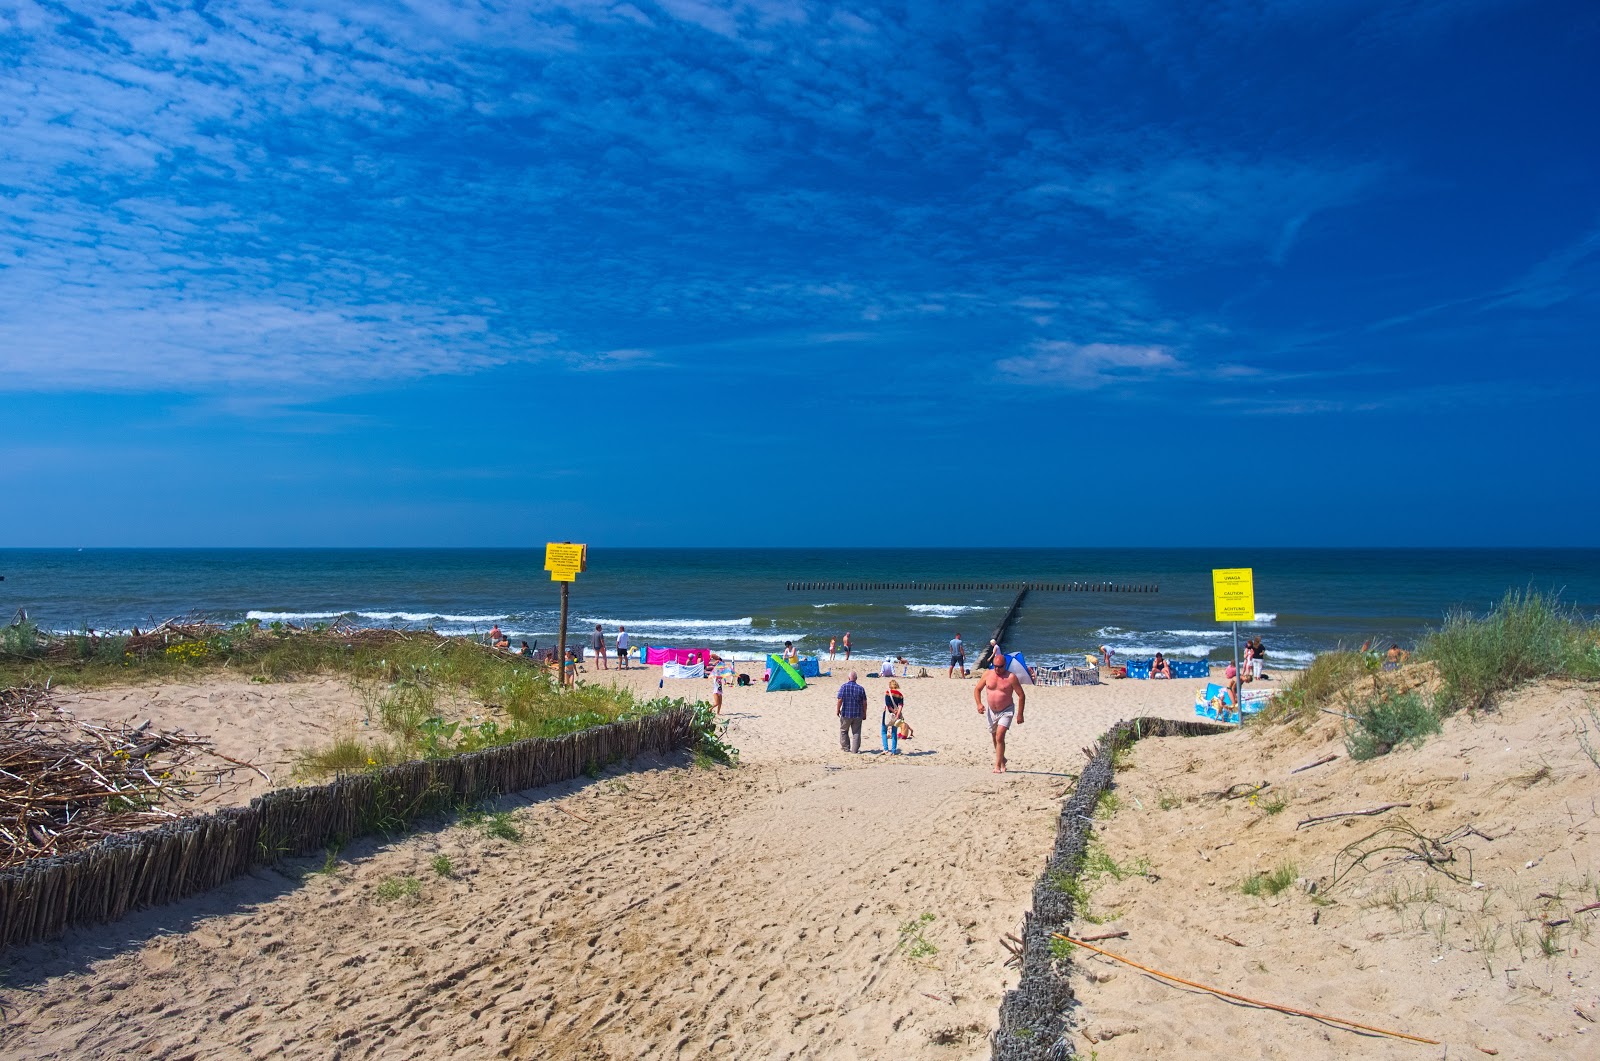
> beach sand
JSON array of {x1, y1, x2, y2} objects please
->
[
  {"x1": 1061, "y1": 677, "x2": 1600, "y2": 1060},
  {"x1": 0, "y1": 664, "x2": 1212, "y2": 1059}
]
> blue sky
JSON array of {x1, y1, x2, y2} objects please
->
[{"x1": 3, "y1": 0, "x2": 1596, "y2": 546}]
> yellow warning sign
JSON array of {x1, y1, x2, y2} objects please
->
[
  {"x1": 1212, "y1": 568, "x2": 1255, "y2": 623},
  {"x1": 545, "y1": 542, "x2": 586, "y2": 581}
]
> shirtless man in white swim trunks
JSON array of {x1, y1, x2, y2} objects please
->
[{"x1": 974, "y1": 653, "x2": 1025, "y2": 773}]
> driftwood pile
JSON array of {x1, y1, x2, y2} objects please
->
[{"x1": 0, "y1": 686, "x2": 250, "y2": 869}]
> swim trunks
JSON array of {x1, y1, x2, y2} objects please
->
[{"x1": 985, "y1": 706, "x2": 1015, "y2": 732}]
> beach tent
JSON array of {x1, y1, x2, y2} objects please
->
[
  {"x1": 1004, "y1": 651, "x2": 1035, "y2": 685},
  {"x1": 766, "y1": 654, "x2": 806, "y2": 692}
]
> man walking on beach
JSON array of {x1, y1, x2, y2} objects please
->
[
  {"x1": 974, "y1": 654, "x2": 1025, "y2": 773},
  {"x1": 591, "y1": 624, "x2": 608, "y2": 670},
  {"x1": 616, "y1": 626, "x2": 629, "y2": 669},
  {"x1": 948, "y1": 632, "x2": 964, "y2": 678},
  {"x1": 837, "y1": 671, "x2": 867, "y2": 753}
]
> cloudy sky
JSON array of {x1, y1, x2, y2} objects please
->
[{"x1": 3, "y1": 0, "x2": 1596, "y2": 545}]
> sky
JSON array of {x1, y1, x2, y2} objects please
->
[{"x1": 2, "y1": 0, "x2": 1597, "y2": 547}]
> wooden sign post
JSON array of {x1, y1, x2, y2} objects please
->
[{"x1": 545, "y1": 542, "x2": 587, "y2": 686}]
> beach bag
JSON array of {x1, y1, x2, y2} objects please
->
[{"x1": 737, "y1": 673, "x2": 751, "y2": 686}]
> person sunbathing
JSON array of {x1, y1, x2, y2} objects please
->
[{"x1": 1150, "y1": 653, "x2": 1171, "y2": 679}]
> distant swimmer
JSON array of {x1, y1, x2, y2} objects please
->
[{"x1": 974, "y1": 654, "x2": 1025, "y2": 773}]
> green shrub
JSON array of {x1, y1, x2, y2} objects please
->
[
  {"x1": 1345, "y1": 690, "x2": 1442, "y2": 760},
  {"x1": 1421, "y1": 589, "x2": 1600, "y2": 713},
  {"x1": 0, "y1": 620, "x2": 42, "y2": 658}
]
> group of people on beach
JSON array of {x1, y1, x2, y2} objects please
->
[{"x1": 833, "y1": 646, "x2": 1025, "y2": 773}]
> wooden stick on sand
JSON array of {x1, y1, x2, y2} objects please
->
[{"x1": 1055, "y1": 934, "x2": 1439, "y2": 1045}]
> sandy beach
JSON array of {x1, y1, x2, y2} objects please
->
[{"x1": 0, "y1": 664, "x2": 1212, "y2": 1059}]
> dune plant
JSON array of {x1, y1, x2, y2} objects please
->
[
  {"x1": 1422, "y1": 589, "x2": 1600, "y2": 713},
  {"x1": 1247, "y1": 650, "x2": 1374, "y2": 727},
  {"x1": 1241, "y1": 861, "x2": 1298, "y2": 898},
  {"x1": 1345, "y1": 689, "x2": 1441, "y2": 760}
]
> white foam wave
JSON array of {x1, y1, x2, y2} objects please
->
[
  {"x1": 246, "y1": 608, "x2": 508, "y2": 625},
  {"x1": 1107, "y1": 644, "x2": 1219, "y2": 659},
  {"x1": 905, "y1": 605, "x2": 985, "y2": 616},
  {"x1": 360, "y1": 611, "x2": 504, "y2": 623},
  {"x1": 246, "y1": 610, "x2": 347, "y2": 621},
  {"x1": 1249, "y1": 612, "x2": 1276, "y2": 625},
  {"x1": 812, "y1": 603, "x2": 872, "y2": 609},
  {"x1": 579, "y1": 617, "x2": 754, "y2": 629}
]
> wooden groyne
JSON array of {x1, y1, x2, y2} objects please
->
[
  {"x1": 977, "y1": 585, "x2": 1029, "y2": 669},
  {"x1": 784, "y1": 581, "x2": 1157, "y2": 593},
  {"x1": 0, "y1": 708, "x2": 695, "y2": 951}
]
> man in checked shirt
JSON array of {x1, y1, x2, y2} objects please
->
[{"x1": 836, "y1": 671, "x2": 868, "y2": 753}]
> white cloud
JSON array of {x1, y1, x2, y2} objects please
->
[{"x1": 995, "y1": 341, "x2": 1180, "y2": 389}]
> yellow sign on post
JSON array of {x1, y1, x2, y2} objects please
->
[
  {"x1": 545, "y1": 542, "x2": 586, "y2": 582},
  {"x1": 1212, "y1": 568, "x2": 1255, "y2": 623}
]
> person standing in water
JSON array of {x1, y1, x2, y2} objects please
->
[
  {"x1": 842, "y1": 631, "x2": 852, "y2": 660},
  {"x1": 974, "y1": 653, "x2": 1025, "y2": 773},
  {"x1": 948, "y1": 632, "x2": 964, "y2": 678}
]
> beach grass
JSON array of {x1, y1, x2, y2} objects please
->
[
  {"x1": 1420, "y1": 589, "x2": 1600, "y2": 713},
  {"x1": 1249, "y1": 650, "x2": 1374, "y2": 727}
]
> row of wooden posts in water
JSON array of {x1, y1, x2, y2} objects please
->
[
  {"x1": 0, "y1": 709, "x2": 696, "y2": 951},
  {"x1": 784, "y1": 581, "x2": 1159, "y2": 593}
]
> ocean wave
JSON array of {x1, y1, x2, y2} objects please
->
[
  {"x1": 246, "y1": 609, "x2": 506, "y2": 625},
  {"x1": 905, "y1": 605, "x2": 986, "y2": 616},
  {"x1": 812, "y1": 603, "x2": 874, "y2": 609},
  {"x1": 1104, "y1": 644, "x2": 1219, "y2": 659},
  {"x1": 579, "y1": 617, "x2": 754, "y2": 629},
  {"x1": 245, "y1": 610, "x2": 349, "y2": 621},
  {"x1": 1249, "y1": 612, "x2": 1276, "y2": 625}
]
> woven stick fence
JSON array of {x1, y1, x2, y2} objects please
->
[
  {"x1": 991, "y1": 716, "x2": 1230, "y2": 1061},
  {"x1": 0, "y1": 707, "x2": 693, "y2": 951}
]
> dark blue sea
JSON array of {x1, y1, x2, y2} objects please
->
[{"x1": 3, "y1": 549, "x2": 1598, "y2": 670}]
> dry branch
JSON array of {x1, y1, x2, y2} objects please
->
[
  {"x1": 0, "y1": 687, "x2": 250, "y2": 868},
  {"x1": 1296, "y1": 802, "x2": 1410, "y2": 830}
]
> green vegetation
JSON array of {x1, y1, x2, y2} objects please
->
[
  {"x1": 1049, "y1": 936, "x2": 1075, "y2": 962},
  {"x1": 429, "y1": 854, "x2": 455, "y2": 878},
  {"x1": 1241, "y1": 861, "x2": 1298, "y2": 898},
  {"x1": 1094, "y1": 789, "x2": 1121, "y2": 818},
  {"x1": 1248, "y1": 650, "x2": 1374, "y2": 727},
  {"x1": 1344, "y1": 689, "x2": 1442, "y2": 761},
  {"x1": 1421, "y1": 589, "x2": 1600, "y2": 713},
  {"x1": 482, "y1": 811, "x2": 521, "y2": 842},
  {"x1": 895, "y1": 912, "x2": 938, "y2": 960},
  {"x1": 373, "y1": 874, "x2": 423, "y2": 903}
]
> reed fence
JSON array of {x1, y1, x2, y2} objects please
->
[
  {"x1": 991, "y1": 716, "x2": 1229, "y2": 1061},
  {"x1": 0, "y1": 707, "x2": 694, "y2": 951}
]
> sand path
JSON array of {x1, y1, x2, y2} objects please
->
[{"x1": 1, "y1": 669, "x2": 1215, "y2": 1058}]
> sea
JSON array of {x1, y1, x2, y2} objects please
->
[{"x1": 3, "y1": 548, "x2": 1598, "y2": 670}]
